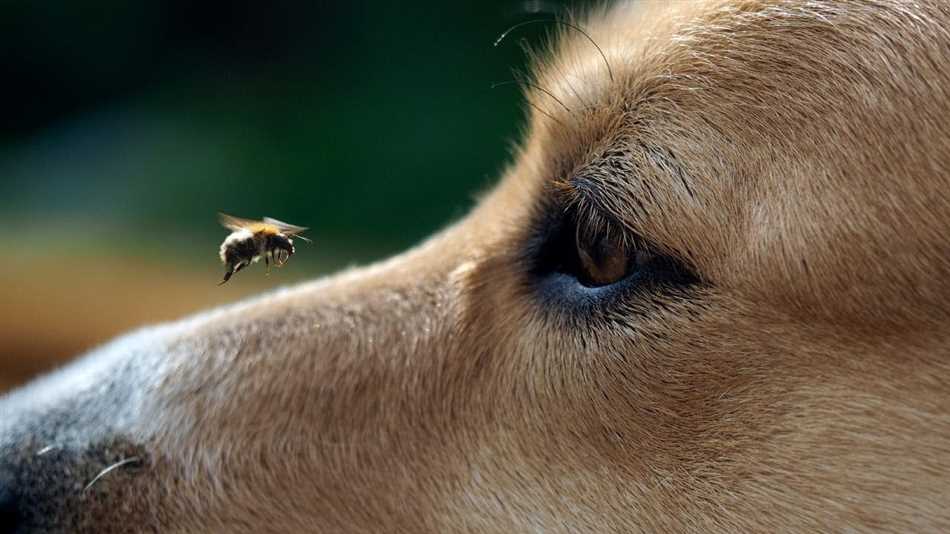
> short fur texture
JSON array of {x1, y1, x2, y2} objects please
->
[{"x1": 2, "y1": 1, "x2": 950, "y2": 531}]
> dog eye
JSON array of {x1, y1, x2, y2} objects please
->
[
  {"x1": 574, "y1": 224, "x2": 646, "y2": 287},
  {"x1": 528, "y1": 203, "x2": 698, "y2": 305}
]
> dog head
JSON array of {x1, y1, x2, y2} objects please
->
[{"x1": 3, "y1": 1, "x2": 950, "y2": 531}]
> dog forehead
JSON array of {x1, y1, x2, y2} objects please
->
[
  {"x1": 529, "y1": 1, "x2": 722, "y2": 121},
  {"x1": 528, "y1": 0, "x2": 950, "y2": 204},
  {"x1": 533, "y1": 0, "x2": 948, "y2": 131},
  {"x1": 518, "y1": 1, "x2": 761, "y2": 188}
]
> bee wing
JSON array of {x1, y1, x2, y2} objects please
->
[
  {"x1": 263, "y1": 216, "x2": 310, "y2": 240},
  {"x1": 218, "y1": 212, "x2": 261, "y2": 231}
]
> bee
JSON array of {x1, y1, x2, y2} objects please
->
[{"x1": 217, "y1": 213, "x2": 310, "y2": 285}]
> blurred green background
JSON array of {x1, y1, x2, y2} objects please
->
[{"x1": 0, "y1": 0, "x2": 592, "y2": 390}]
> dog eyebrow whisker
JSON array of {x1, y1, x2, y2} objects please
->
[
  {"x1": 491, "y1": 80, "x2": 572, "y2": 113},
  {"x1": 523, "y1": 98, "x2": 566, "y2": 126},
  {"x1": 82, "y1": 457, "x2": 142, "y2": 494},
  {"x1": 494, "y1": 18, "x2": 614, "y2": 83},
  {"x1": 492, "y1": 79, "x2": 566, "y2": 126}
]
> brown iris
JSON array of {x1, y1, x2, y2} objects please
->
[{"x1": 575, "y1": 224, "x2": 636, "y2": 286}]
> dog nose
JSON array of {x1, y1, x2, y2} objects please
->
[{"x1": 0, "y1": 478, "x2": 21, "y2": 534}]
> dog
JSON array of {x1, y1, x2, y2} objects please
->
[{"x1": 3, "y1": 0, "x2": 950, "y2": 531}]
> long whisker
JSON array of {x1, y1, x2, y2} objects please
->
[
  {"x1": 524, "y1": 98, "x2": 564, "y2": 126},
  {"x1": 493, "y1": 18, "x2": 614, "y2": 82},
  {"x1": 83, "y1": 457, "x2": 142, "y2": 493},
  {"x1": 491, "y1": 80, "x2": 572, "y2": 113}
]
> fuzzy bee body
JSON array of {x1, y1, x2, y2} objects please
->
[{"x1": 217, "y1": 213, "x2": 309, "y2": 284}]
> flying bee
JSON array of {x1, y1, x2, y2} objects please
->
[{"x1": 217, "y1": 213, "x2": 310, "y2": 285}]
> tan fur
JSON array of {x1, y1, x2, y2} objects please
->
[{"x1": 3, "y1": 1, "x2": 950, "y2": 532}]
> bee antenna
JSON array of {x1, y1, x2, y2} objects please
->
[{"x1": 296, "y1": 235, "x2": 312, "y2": 244}]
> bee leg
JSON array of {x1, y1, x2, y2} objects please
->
[
  {"x1": 218, "y1": 265, "x2": 235, "y2": 285},
  {"x1": 219, "y1": 260, "x2": 249, "y2": 285},
  {"x1": 265, "y1": 253, "x2": 270, "y2": 275}
]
